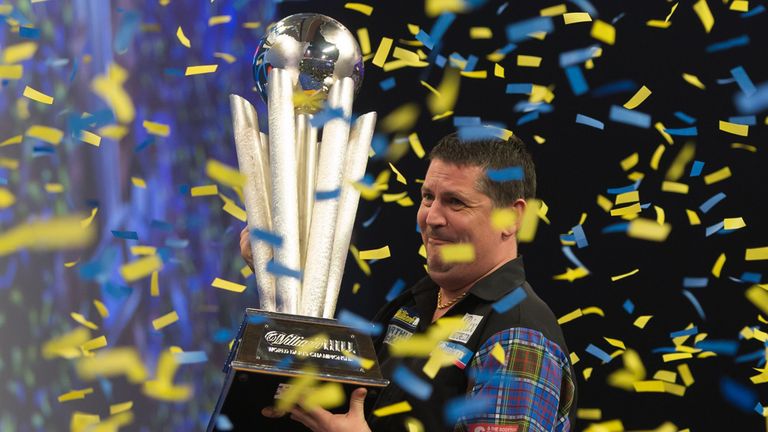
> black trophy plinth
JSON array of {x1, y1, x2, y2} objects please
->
[{"x1": 207, "y1": 308, "x2": 389, "y2": 431}]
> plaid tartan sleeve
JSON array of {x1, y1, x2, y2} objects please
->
[{"x1": 454, "y1": 328, "x2": 575, "y2": 432}]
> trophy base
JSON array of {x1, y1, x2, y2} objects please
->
[{"x1": 207, "y1": 309, "x2": 389, "y2": 431}]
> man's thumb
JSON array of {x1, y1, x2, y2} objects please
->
[{"x1": 349, "y1": 387, "x2": 367, "y2": 417}]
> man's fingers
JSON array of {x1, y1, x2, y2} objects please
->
[
  {"x1": 348, "y1": 387, "x2": 367, "y2": 418},
  {"x1": 290, "y1": 407, "x2": 320, "y2": 430},
  {"x1": 261, "y1": 406, "x2": 287, "y2": 418}
]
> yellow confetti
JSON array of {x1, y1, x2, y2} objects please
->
[
  {"x1": 427, "y1": 67, "x2": 460, "y2": 115},
  {"x1": 99, "y1": 124, "x2": 129, "y2": 140},
  {"x1": 58, "y1": 388, "x2": 94, "y2": 402},
  {"x1": 345, "y1": 2, "x2": 374, "y2": 15},
  {"x1": 23, "y1": 85, "x2": 54, "y2": 104},
  {"x1": 93, "y1": 300, "x2": 109, "y2": 318},
  {"x1": 564, "y1": 12, "x2": 592, "y2": 24},
  {"x1": 438, "y1": 243, "x2": 475, "y2": 263},
  {"x1": 81, "y1": 335, "x2": 108, "y2": 353},
  {"x1": 389, "y1": 162, "x2": 407, "y2": 184},
  {"x1": 590, "y1": 20, "x2": 616, "y2": 44},
  {"x1": 620, "y1": 153, "x2": 639, "y2": 171},
  {"x1": 583, "y1": 367, "x2": 593, "y2": 380},
  {"x1": 120, "y1": 255, "x2": 163, "y2": 282},
  {"x1": 604, "y1": 337, "x2": 627, "y2": 350},
  {"x1": 380, "y1": 103, "x2": 420, "y2": 133},
  {"x1": 359, "y1": 245, "x2": 391, "y2": 260},
  {"x1": 151, "y1": 271, "x2": 160, "y2": 296},
  {"x1": 552, "y1": 267, "x2": 590, "y2": 282},
  {"x1": 469, "y1": 26, "x2": 492, "y2": 39},
  {"x1": 0, "y1": 215, "x2": 96, "y2": 258},
  {"x1": 702, "y1": 166, "x2": 732, "y2": 185},
  {"x1": 373, "y1": 400, "x2": 412, "y2": 417},
  {"x1": 460, "y1": 70, "x2": 487, "y2": 78},
  {"x1": 650, "y1": 144, "x2": 665, "y2": 171},
  {"x1": 350, "y1": 245, "x2": 371, "y2": 276},
  {"x1": 517, "y1": 55, "x2": 542, "y2": 67},
  {"x1": 610, "y1": 203, "x2": 642, "y2": 216},
  {"x1": 213, "y1": 52, "x2": 236, "y2": 64},
  {"x1": 731, "y1": 143, "x2": 756, "y2": 152},
  {"x1": 176, "y1": 26, "x2": 191, "y2": 48},
  {"x1": 242, "y1": 21, "x2": 261, "y2": 29},
  {"x1": 682, "y1": 73, "x2": 706, "y2": 90},
  {"x1": 219, "y1": 193, "x2": 247, "y2": 222},
  {"x1": 686, "y1": 209, "x2": 701, "y2": 225},
  {"x1": 240, "y1": 264, "x2": 253, "y2": 279},
  {"x1": 730, "y1": 0, "x2": 749, "y2": 11},
  {"x1": 206, "y1": 159, "x2": 246, "y2": 189},
  {"x1": 611, "y1": 268, "x2": 639, "y2": 281},
  {"x1": 152, "y1": 311, "x2": 179, "y2": 331},
  {"x1": 91, "y1": 63, "x2": 135, "y2": 123},
  {"x1": 212, "y1": 277, "x2": 246, "y2": 293},
  {"x1": 0, "y1": 64, "x2": 23, "y2": 79},
  {"x1": 78, "y1": 130, "x2": 101, "y2": 146},
  {"x1": 143, "y1": 120, "x2": 170, "y2": 137},
  {"x1": 71, "y1": 412, "x2": 100, "y2": 432},
  {"x1": 490, "y1": 342, "x2": 506, "y2": 364},
  {"x1": 302, "y1": 382, "x2": 346, "y2": 410},
  {"x1": 71, "y1": 312, "x2": 99, "y2": 330},
  {"x1": 185, "y1": 64, "x2": 218, "y2": 76},
  {"x1": 596, "y1": 194, "x2": 613, "y2": 212},
  {"x1": 711, "y1": 252, "x2": 726, "y2": 277},
  {"x1": 0, "y1": 188, "x2": 15, "y2": 208},
  {"x1": 577, "y1": 409, "x2": 602, "y2": 420},
  {"x1": 2, "y1": 41, "x2": 37, "y2": 63},
  {"x1": 616, "y1": 191, "x2": 639, "y2": 205},
  {"x1": 42, "y1": 328, "x2": 91, "y2": 359},
  {"x1": 647, "y1": 20, "x2": 672, "y2": 28},
  {"x1": 634, "y1": 380, "x2": 686, "y2": 396},
  {"x1": 0, "y1": 134, "x2": 22, "y2": 147},
  {"x1": 490, "y1": 208, "x2": 517, "y2": 231},
  {"x1": 26, "y1": 125, "x2": 63, "y2": 145},
  {"x1": 208, "y1": 15, "x2": 232, "y2": 26},
  {"x1": 654, "y1": 206, "x2": 665, "y2": 225},
  {"x1": 746, "y1": 247, "x2": 768, "y2": 261},
  {"x1": 662, "y1": 354, "x2": 692, "y2": 363},
  {"x1": 142, "y1": 349, "x2": 193, "y2": 402},
  {"x1": 634, "y1": 315, "x2": 653, "y2": 329},
  {"x1": 518, "y1": 198, "x2": 541, "y2": 242},
  {"x1": 627, "y1": 218, "x2": 671, "y2": 242},
  {"x1": 190, "y1": 185, "x2": 218, "y2": 196},
  {"x1": 131, "y1": 177, "x2": 146, "y2": 188},
  {"x1": 623, "y1": 85, "x2": 652, "y2": 109},
  {"x1": 110, "y1": 401, "x2": 133, "y2": 415},
  {"x1": 407, "y1": 132, "x2": 425, "y2": 159},
  {"x1": 678, "y1": 364, "x2": 694, "y2": 386},
  {"x1": 661, "y1": 181, "x2": 689, "y2": 194},
  {"x1": 693, "y1": 0, "x2": 714, "y2": 33},
  {"x1": 558, "y1": 308, "x2": 583, "y2": 325},
  {"x1": 372, "y1": 37, "x2": 393, "y2": 67},
  {"x1": 719, "y1": 120, "x2": 748, "y2": 136}
]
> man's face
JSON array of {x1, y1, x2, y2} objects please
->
[{"x1": 417, "y1": 159, "x2": 512, "y2": 291}]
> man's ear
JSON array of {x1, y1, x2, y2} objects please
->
[{"x1": 501, "y1": 199, "x2": 527, "y2": 239}]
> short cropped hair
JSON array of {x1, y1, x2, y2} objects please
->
[{"x1": 428, "y1": 132, "x2": 536, "y2": 207}]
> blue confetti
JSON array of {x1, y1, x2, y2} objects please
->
[
  {"x1": 151, "y1": 219, "x2": 174, "y2": 231},
  {"x1": 444, "y1": 396, "x2": 493, "y2": 424},
  {"x1": 734, "y1": 81, "x2": 768, "y2": 114},
  {"x1": 435, "y1": 54, "x2": 447, "y2": 67},
  {"x1": 19, "y1": 26, "x2": 40, "y2": 39},
  {"x1": 486, "y1": 166, "x2": 523, "y2": 182},
  {"x1": 454, "y1": 116, "x2": 481, "y2": 127},
  {"x1": 249, "y1": 228, "x2": 283, "y2": 247},
  {"x1": 247, "y1": 315, "x2": 267, "y2": 325},
  {"x1": 690, "y1": 161, "x2": 704, "y2": 177},
  {"x1": 163, "y1": 68, "x2": 185, "y2": 76},
  {"x1": 682, "y1": 290, "x2": 706, "y2": 320},
  {"x1": 670, "y1": 326, "x2": 698, "y2": 338},
  {"x1": 740, "y1": 272, "x2": 762, "y2": 283},
  {"x1": 516, "y1": 111, "x2": 540, "y2": 126},
  {"x1": 513, "y1": 101, "x2": 553, "y2": 113},
  {"x1": 683, "y1": 277, "x2": 708, "y2": 288},
  {"x1": 559, "y1": 45, "x2": 600, "y2": 67},
  {"x1": 385, "y1": 279, "x2": 406, "y2": 302},
  {"x1": 362, "y1": 207, "x2": 382, "y2": 228},
  {"x1": 175, "y1": 351, "x2": 208, "y2": 364},
  {"x1": 492, "y1": 287, "x2": 527, "y2": 313},
  {"x1": 585, "y1": 344, "x2": 613, "y2": 363},
  {"x1": 623, "y1": 299, "x2": 635, "y2": 314},
  {"x1": 415, "y1": 30, "x2": 434, "y2": 50},
  {"x1": 696, "y1": 340, "x2": 738, "y2": 355},
  {"x1": 602, "y1": 222, "x2": 629, "y2": 233},
  {"x1": 315, "y1": 188, "x2": 341, "y2": 200},
  {"x1": 337, "y1": 309, "x2": 382, "y2": 336},
  {"x1": 575, "y1": 113, "x2": 604, "y2": 129},
  {"x1": 393, "y1": 365, "x2": 433, "y2": 400},
  {"x1": 565, "y1": 65, "x2": 588, "y2": 96},
  {"x1": 572, "y1": 224, "x2": 588, "y2": 248},
  {"x1": 465, "y1": 55, "x2": 478, "y2": 72},
  {"x1": 215, "y1": 415, "x2": 233, "y2": 431},
  {"x1": 591, "y1": 80, "x2": 637, "y2": 97},
  {"x1": 674, "y1": 111, "x2": 697, "y2": 124},
  {"x1": 736, "y1": 349, "x2": 764, "y2": 363},
  {"x1": 166, "y1": 238, "x2": 189, "y2": 248},
  {"x1": 457, "y1": 126, "x2": 499, "y2": 141},
  {"x1": 705, "y1": 221, "x2": 724, "y2": 237},
  {"x1": 609, "y1": 105, "x2": 651, "y2": 128},
  {"x1": 135, "y1": 136, "x2": 155, "y2": 152},
  {"x1": 706, "y1": 35, "x2": 750, "y2": 53},
  {"x1": 562, "y1": 246, "x2": 588, "y2": 269},
  {"x1": 111, "y1": 230, "x2": 139, "y2": 240},
  {"x1": 742, "y1": 4, "x2": 765, "y2": 17},
  {"x1": 379, "y1": 77, "x2": 396, "y2": 91},
  {"x1": 266, "y1": 260, "x2": 302, "y2": 280},
  {"x1": 505, "y1": 83, "x2": 533, "y2": 94},
  {"x1": 728, "y1": 115, "x2": 756, "y2": 125},
  {"x1": 310, "y1": 107, "x2": 347, "y2": 128},
  {"x1": 699, "y1": 192, "x2": 726, "y2": 214},
  {"x1": 730, "y1": 66, "x2": 757, "y2": 96},
  {"x1": 114, "y1": 10, "x2": 141, "y2": 55},
  {"x1": 506, "y1": 17, "x2": 554, "y2": 42},
  {"x1": 569, "y1": 0, "x2": 598, "y2": 16},
  {"x1": 607, "y1": 179, "x2": 641, "y2": 194},
  {"x1": 663, "y1": 126, "x2": 698, "y2": 136},
  {"x1": 721, "y1": 377, "x2": 758, "y2": 413},
  {"x1": 496, "y1": 2, "x2": 508, "y2": 14},
  {"x1": 213, "y1": 328, "x2": 234, "y2": 343},
  {"x1": 429, "y1": 12, "x2": 456, "y2": 46}
]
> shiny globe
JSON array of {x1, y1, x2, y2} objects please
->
[{"x1": 252, "y1": 13, "x2": 364, "y2": 113}]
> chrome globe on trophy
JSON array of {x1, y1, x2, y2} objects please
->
[{"x1": 207, "y1": 14, "x2": 388, "y2": 431}]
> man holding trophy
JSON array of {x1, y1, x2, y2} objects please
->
[{"x1": 227, "y1": 12, "x2": 576, "y2": 432}]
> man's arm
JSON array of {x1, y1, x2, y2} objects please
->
[{"x1": 455, "y1": 328, "x2": 575, "y2": 432}]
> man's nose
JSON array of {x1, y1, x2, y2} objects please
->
[{"x1": 425, "y1": 202, "x2": 447, "y2": 227}]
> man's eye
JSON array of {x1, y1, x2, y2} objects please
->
[
  {"x1": 422, "y1": 193, "x2": 434, "y2": 201},
  {"x1": 449, "y1": 198, "x2": 465, "y2": 206}
]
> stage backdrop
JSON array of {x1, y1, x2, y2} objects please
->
[{"x1": 1, "y1": 0, "x2": 767, "y2": 430}]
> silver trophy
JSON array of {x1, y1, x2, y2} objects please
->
[
  {"x1": 209, "y1": 14, "x2": 387, "y2": 432},
  {"x1": 230, "y1": 13, "x2": 376, "y2": 318}
]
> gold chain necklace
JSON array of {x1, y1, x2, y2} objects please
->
[{"x1": 437, "y1": 289, "x2": 468, "y2": 309}]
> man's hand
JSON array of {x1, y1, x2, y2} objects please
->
[
  {"x1": 239, "y1": 226, "x2": 254, "y2": 270},
  {"x1": 276, "y1": 387, "x2": 371, "y2": 432}
]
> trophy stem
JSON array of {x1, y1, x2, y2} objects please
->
[
  {"x1": 299, "y1": 77, "x2": 355, "y2": 317},
  {"x1": 267, "y1": 68, "x2": 302, "y2": 314},
  {"x1": 229, "y1": 95, "x2": 276, "y2": 311},
  {"x1": 322, "y1": 111, "x2": 376, "y2": 319},
  {"x1": 295, "y1": 114, "x2": 318, "y2": 270}
]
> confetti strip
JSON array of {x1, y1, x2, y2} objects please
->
[
  {"x1": 211, "y1": 277, "x2": 246, "y2": 293},
  {"x1": 373, "y1": 401, "x2": 412, "y2": 417},
  {"x1": 152, "y1": 311, "x2": 179, "y2": 330},
  {"x1": 23, "y1": 85, "x2": 54, "y2": 104},
  {"x1": 185, "y1": 64, "x2": 218, "y2": 76},
  {"x1": 693, "y1": 0, "x2": 715, "y2": 32},
  {"x1": 612, "y1": 268, "x2": 639, "y2": 281},
  {"x1": 176, "y1": 26, "x2": 191, "y2": 48},
  {"x1": 359, "y1": 245, "x2": 391, "y2": 260},
  {"x1": 439, "y1": 243, "x2": 476, "y2": 263},
  {"x1": 120, "y1": 255, "x2": 163, "y2": 282}
]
